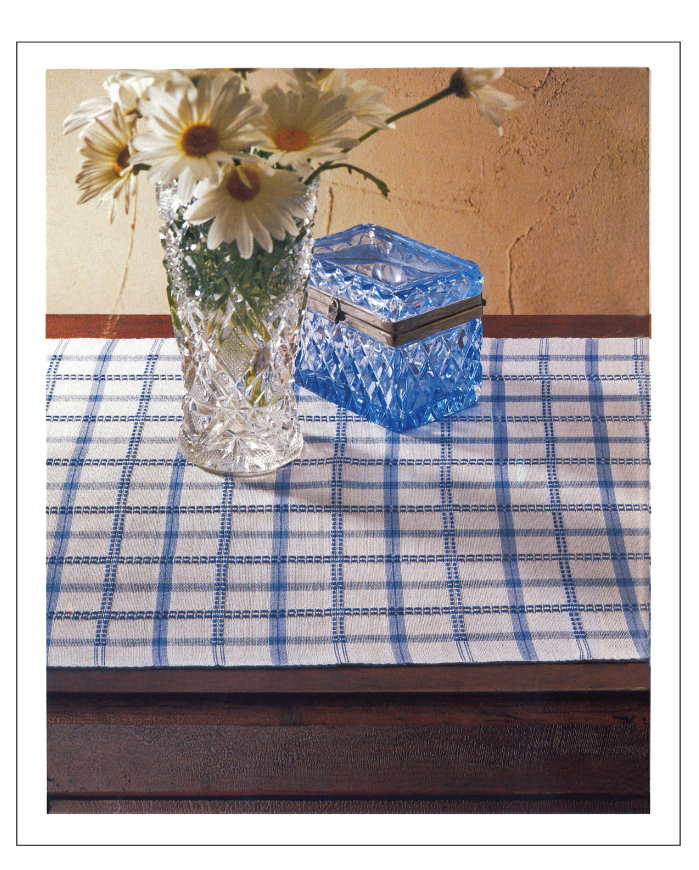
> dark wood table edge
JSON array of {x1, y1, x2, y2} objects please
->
[
  {"x1": 47, "y1": 660, "x2": 650, "y2": 694},
  {"x1": 46, "y1": 313, "x2": 652, "y2": 340}
]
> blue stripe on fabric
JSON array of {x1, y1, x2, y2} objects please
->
[
  {"x1": 94, "y1": 339, "x2": 163, "y2": 665},
  {"x1": 385, "y1": 429, "x2": 412, "y2": 664},
  {"x1": 152, "y1": 451, "x2": 187, "y2": 666},
  {"x1": 464, "y1": 393, "x2": 646, "y2": 406},
  {"x1": 539, "y1": 338, "x2": 591, "y2": 659},
  {"x1": 212, "y1": 476, "x2": 235, "y2": 666},
  {"x1": 330, "y1": 408, "x2": 349, "y2": 663},
  {"x1": 634, "y1": 338, "x2": 651, "y2": 462},
  {"x1": 46, "y1": 340, "x2": 69, "y2": 412},
  {"x1": 47, "y1": 340, "x2": 116, "y2": 653},
  {"x1": 490, "y1": 339, "x2": 538, "y2": 661},
  {"x1": 586, "y1": 338, "x2": 650, "y2": 657},
  {"x1": 270, "y1": 462, "x2": 292, "y2": 666},
  {"x1": 47, "y1": 601, "x2": 649, "y2": 624},
  {"x1": 439, "y1": 417, "x2": 473, "y2": 662}
]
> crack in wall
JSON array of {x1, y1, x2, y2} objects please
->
[
  {"x1": 507, "y1": 226, "x2": 535, "y2": 314},
  {"x1": 325, "y1": 185, "x2": 335, "y2": 235},
  {"x1": 527, "y1": 68, "x2": 554, "y2": 95},
  {"x1": 326, "y1": 177, "x2": 479, "y2": 218},
  {"x1": 564, "y1": 152, "x2": 608, "y2": 205}
]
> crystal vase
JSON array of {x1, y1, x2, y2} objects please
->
[{"x1": 157, "y1": 180, "x2": 318, "y2": 476}]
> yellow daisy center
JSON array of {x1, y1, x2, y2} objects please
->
[
  {"x1": 113, "y1": 145, "x2": 130, "y2": 176},
  {"x1": 274, "y1": 127, "x2": 310, "y2": 152},
  {"x1": 180, "y1": 123, "x2": 220, "y2": 157},
  {"x1": 226, "y1": 168, "x2": 261, "y2": 202}
]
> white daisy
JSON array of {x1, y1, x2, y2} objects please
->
[
  {"x1": 339, "y1": 79, "x2": 395, "y2": 130},
  {"x1": 137, "y1": 70, "x2": 197, "y2": 103},
  {"x1": 289, "y1": 69, "x2": 339, "y2": 91},
  {"x1": 449, "y1": 68, "x2": 522, "y2": 135},
  {"x1": 178, "y1": 69, "x2": 241, "y2": 82},
  {"x1": 257, "y1": 85, "x2": 357, "y2": 170},
  {"x1": 291, "y1": 69, "x2": 395, "y2": 130},
  {"x1": 105, "y1": 69, "x2": 173, "y2": 110},
  {"x1": 74, "y1": 105, "x2": 137, "y2": 222},
  {"x1": 131, "y1": 73, "x2": 267, "y2": 203},
  {"x1": 63, "y1": 94, "x2": 113, "y2": 136},
  {"x1": 63, "y1": 70, "x2": 169, "y2": 135},
  {"x1": 184, "y1": 163, "x2": 310, "y2": 259}
]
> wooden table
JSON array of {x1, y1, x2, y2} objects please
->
[{"x1": 46, "y1": 313, "x2": 651, "y2": 815}]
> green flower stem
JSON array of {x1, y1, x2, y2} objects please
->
[
  {"x1": 310, "y1": 162, "x2": 390, "y2": 197},
  {"x1": 304, "y1": 85, "x2": 455, "y2": 187},
  {"x1": 357, "y1": 85, "x2": 455, "y2": 145}
]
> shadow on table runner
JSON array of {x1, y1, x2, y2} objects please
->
[{"x1": 46, "y1": 337, "x2": 650, "y2": 667}]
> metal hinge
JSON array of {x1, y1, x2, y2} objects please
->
[{"x1": 307, "y1": 285, "x2": 485, "y2": 348}]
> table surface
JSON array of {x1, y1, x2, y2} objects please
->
[{"x1": 46, "y1": 314, "x2": 651, "y2": 816}]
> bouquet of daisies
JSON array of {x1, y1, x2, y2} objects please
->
[{"x1": 64, "y1": 67, "x2": 520, "y2": 260}]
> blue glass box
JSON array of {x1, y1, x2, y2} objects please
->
[{"x1": 296, "y1": 225, "x2": 484, "y2": 432}]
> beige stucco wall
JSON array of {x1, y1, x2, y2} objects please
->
[{"x1": 47, "y1": 67, "x2": 649, "y2": 316}]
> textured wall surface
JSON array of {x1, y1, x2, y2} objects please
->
[{"x1": 47, "y1": 67, "x2": 649, "y2": 316}]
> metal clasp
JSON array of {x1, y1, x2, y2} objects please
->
[{"x1": 328, "y1": 298, "x2": 342, "y2": 324}]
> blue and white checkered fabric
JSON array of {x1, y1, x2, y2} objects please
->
[{"x1": 46, "y1": 337, "x2": 650, "y2": 667}]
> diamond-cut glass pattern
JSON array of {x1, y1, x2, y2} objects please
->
[
  {"x1": 296, "y1": 225, "x2": 483, "y2": 431},
  {"x1": 308, "y1": 224, "x2": 483, "y2": 320},
  {"x1": 158, "y1": 181, "x2": 317, "y2": 475}
]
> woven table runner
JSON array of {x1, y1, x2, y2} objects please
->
[{"x1": 46, "y1": 337, "x2": 650, "y2": 667}]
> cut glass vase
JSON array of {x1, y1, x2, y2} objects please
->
[{"x1": 158, "y1": 180, "x2": 318, "y2": 476}]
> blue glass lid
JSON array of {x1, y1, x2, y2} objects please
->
[{"x1": 309, "y1": 224, "x2": 483, "y2": 323}]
